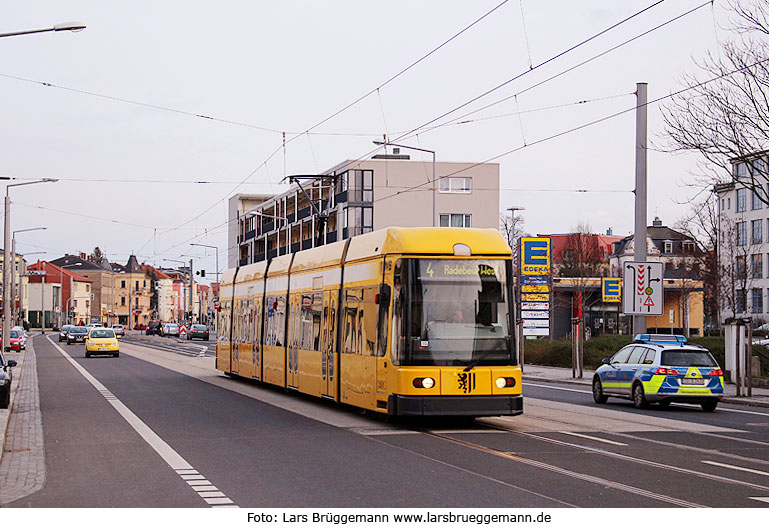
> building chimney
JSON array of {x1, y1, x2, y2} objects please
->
[
  {"x1": 606, "y1": 227, "x2": 613, "y2": 236},
  {"x1": 652, "y1": 216, "x2": 662, "y2": 227}
]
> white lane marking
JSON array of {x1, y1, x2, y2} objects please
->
[
  {"x1": 559, "y1": 431, "x2": 628, "y2": 446},
  {"x1": 527, "y1": 382, "x2": 769, "y2": 417},
  {"x1": 703, "y1": 460, "x2": 769, "y2": 478},
  {"x1": 750, "y1": 497, "x2": 769, "y2": 504},
  {"x1": 49, "y1": 337, "x2": 239, "y2": 508}
]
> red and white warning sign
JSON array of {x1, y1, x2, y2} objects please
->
[{"x1": 622, "y1": 261, "x2": 664, "y2": 316}]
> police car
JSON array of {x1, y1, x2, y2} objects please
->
[{"x1": 592, "y1": 334, "x2": 724, "y2": 412}]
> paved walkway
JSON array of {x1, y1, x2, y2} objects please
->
[
  {"x1": 0, "y1": 337, "x2": 45, "y2": 506},
  {"x1": 524, "y1": 364, "x2": 769, "y2": 408}
]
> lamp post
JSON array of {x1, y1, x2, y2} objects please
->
[
  {"x1": 3, "y1": 179, "x2": 57, "y2": 350},
  {"x1": 191, "y1": 243, "x2": 219, "y2": 334},
  {"x1": 0, "y1": 22, "x2": 85, "y2": 39},
  {"x1": 11, "y1": 228, "x2": 46, "y2": 327},
  {"x1": 373, "y1": 140, "x2": 436, "y2": 227}
]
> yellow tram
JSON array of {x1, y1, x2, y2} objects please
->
[{"x1": 216, "y1": 227, "x2": 522, "y2": 417}]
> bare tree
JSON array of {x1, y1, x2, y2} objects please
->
[
  {"x1": 674, "y1": 196, "x2": 719, "y2": 330},
  {"x1": 662, "y1": 0, "x2": 769, "y2": 200},
  {"x1": 499, "y1": 211, "x2": 526, "y2": 273},
  {"x1": 719, "y1": 216, "x2": 760, "y2": 318}
]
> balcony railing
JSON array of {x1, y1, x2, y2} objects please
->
[
  {"x1": 291, "y1": 242, "x2": 300, "y2": 253},
  {"x1": 244, "y1": 229, "x2": 256, "y2": 241},
  {"x1": 239, "y1": 257, "x2": 249, "y2": 266},
  {"x1": 326, "y1": 231, "x2": 337, "y2": 244},
  {"x1": 254, "y1": 253, "x2": 265, "y2": 263}
]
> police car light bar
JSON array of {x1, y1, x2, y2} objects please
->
[{"x1": 633, "y1": 334, "x2": 688, "y2": 345}]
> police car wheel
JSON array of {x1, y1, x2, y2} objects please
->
[
  {"x1": 632, "y1": 383, "x2": 648, "y2": 409},
  {"x1": 701, "y1": 399, "x2": 718, "y2": 412},
  {"x1": 592, "y1": 377, "x2": 607, "y2": 404}
]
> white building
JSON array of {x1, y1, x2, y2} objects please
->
[{"x1": 714, "y1": 154, "x2": 769, "y2": 323}]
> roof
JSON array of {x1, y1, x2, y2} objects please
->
[
  {"x1": 141, "y1": 263, "x2": 172, "y2": 279},
  {"x1": 28, "y1": 261, "x2": 93, "y2": 283},
  {"x1": 51, "y1": 254, "x2": 109, "y2": 271}
]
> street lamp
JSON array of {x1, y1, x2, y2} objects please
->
[
  {"x1": 0, "y1": 22, "x2": 86, "y2": 39},
  {"x1": 373, "y1": 140, "x2": 437, "y2": 227},
  {"x1": 3, "y1": 178, "x2": 57, "y2": 349},
  {"x1": 191, "y1": 243, "x2": 219, "y2": 334},
  {"x1": 11, "y1": 227, "x2": 46, "y2": 327}
]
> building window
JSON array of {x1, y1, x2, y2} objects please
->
[
  {"x1": 753, "y1": 288, "x2": 764, "y2": 314},
  {"x1": 120, "y1": 296, "x2": 126, "y2": 306},
  {"x1": 753, "y1": 188, "x2": 764, "y2": 210},
  {"x1": 439, "y1": 213, "x2": 472, "y2": 228},
  {"x1": 135, "y1": 297, "x2": 139, "y2": 308},
  {"x1": 728, "y1": 197, "x2": 731, "y2": 210},
  {"x1": 737, "y1": 256, "x2": 747, "y2": 278},
  {"x1": 682, "y1": 241, "x2": 695, "y2": 253},
  {"x1": 737, "y1": 189, "x2": 747, "y2": 212},
  {"x1": 352, "y1": 169, "x2": 373, "y2": 202},
  {"x1": 86, "y1": 284, "x2": 90, "y2": 292},
  {"x1": 753, "y1": 219, "x2": 764, "y2": 244},
  {"x1": 663, "y1": 241, "x2": 672, "y2": 254},
  {"x1": 135, "y1": 280, "x2": 139, "y2": 291},
  {"x1": 737, "y1": 289, "x2": 747, "y2": 313},
  {"x1": 737, "y1": 221, "x2": 747, "y2": 246},
  {"x1": 736, "y1": 162, "x2": 748, "y2": 178},
  {"x1": 120, "y1": 280, "x2": 126, "y2": 289},
  {"x1": 439, "y1": 176, "x2": 472, "y2": 193},
  {"x1": 753, "y1": 253, "x2": 764, "y2": 279}
]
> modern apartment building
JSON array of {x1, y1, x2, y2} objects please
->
[
  {"x1": 228, "y1": 156, "x2": 500, "y2": 268},
  {"x1": 714, "y1": 154, "x2": 769, "y2": 322}
]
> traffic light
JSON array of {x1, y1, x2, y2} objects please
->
[{"x1": 196, "y1": 270, "x2": 206, "y2": 277}]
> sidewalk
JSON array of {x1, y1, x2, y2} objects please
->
[{"x1": 524, "y1": 364, "x2": 769, "y2": 408}]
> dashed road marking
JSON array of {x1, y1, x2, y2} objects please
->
[
  {"x1": 702, "y1": 460, "x2": 769, "y2": 478},
  {"x1": 559, "y1": 431, "x2": 628, "y2": 446},
  {"x1": 48, "y1": 336, "x2": 238, "y2": 508},
  {"x1": 750, "y1": 496, "x2": 769, "y2": 504}
]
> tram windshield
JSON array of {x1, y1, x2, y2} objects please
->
[{"x1": 393, "y1": 258, "x2": 515, "y2": 367}]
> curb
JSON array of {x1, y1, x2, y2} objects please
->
[
  {"x1": 524, "y1": 374, "x2": 769, "y2": 409},
  {"x1": 0, "y1": 339, "x2": 30, "y2": 462}
]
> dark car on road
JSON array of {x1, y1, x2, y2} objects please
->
[
  {"x1": 59, "y1": 324, "x2": 73, "y2": 342},
  {"x1": 188, "y1": 324, "x2": 210, "y2": 341},
  {"x1": 66, "y1": 326, "x2": 89, "y2": 344},
  {"x1": 1, "y1": 353, "x2": 17, "y2": 409},
  {"x1": 146, "y1": 320, "x2": 161, "y2": 336}
]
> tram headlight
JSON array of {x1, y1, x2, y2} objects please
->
[
  {"x1": 413, "y1": 377, "x2": 435, "y2": 389},
  {"x1": 496, "y1": 377, "x2": 516, "y2": 389}
]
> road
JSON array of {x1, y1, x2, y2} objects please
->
[{"x1": 4, "y1": 333, "x2": 769, "y2": 508}]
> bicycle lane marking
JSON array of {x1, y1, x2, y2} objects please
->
[{"x1": 47, "y1": 337, "x2": 238, "y2": 508}]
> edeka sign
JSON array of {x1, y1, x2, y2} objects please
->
[{"x1": 520, "y1": 237, "x2": 550, "y2": 276}]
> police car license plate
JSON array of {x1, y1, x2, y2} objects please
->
[{"x1": 682, "y1": 378, "x2": 704, "y2": 385}]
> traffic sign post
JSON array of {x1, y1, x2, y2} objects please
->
[{"x1": 622, "y1": 262, "x2": 663, "y2": 316}]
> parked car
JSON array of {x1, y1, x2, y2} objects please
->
[
  {"x1": 161, "y1": 323, "x2": 180, "y2": 337},
  {"x1": 112, "y1": 324, "x2": 125, "y2": 338},
  {"x1": 66, "y1": 326, "x2": 89, "y2": 344},
  {"x1": 146, "y1": 320, "x2": 161, "y2": 335},
  {"x1": 59, "y1": 324, "x2": 73, "y2": 342},
  {"x1": 5, "y1": 330, "x2": 24, "y2": 352},
  {"x1": 592, "y1": 334, "x2": 724, "y2": 411},
  {"x1": 188, "y1": 324, "x2": 210, "y2": 341},
  {"x1": 85, "y1": 328, "x2": 120, "y2": 358},
  {"x1": 1, "y1": 353, "x2": 18, "y2": 409},
  {"x1": 754, "y1": 323, "x2": 769, "y2": 338}
]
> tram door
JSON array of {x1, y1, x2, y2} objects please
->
[
  {"x1": 287, "y1": 295, "x2": 300, "y2": 388},
  {"x1": 322, "y1": 291, "x2": 338, "y2": 399}
]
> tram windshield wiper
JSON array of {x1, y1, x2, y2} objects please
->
[{"x1": 463, "y1": 352, "x2": 495, "y2": 372}]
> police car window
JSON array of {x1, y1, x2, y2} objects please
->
[
  {"x1": 626, "y1": 347, "x2": 646, "y2": 365},
  {"x1": 661, "y1": 349, "x2": 717, "y2": 367},
  {"x1": 642, "y1": 348, "x2": 656, "y2": 364},
  {"x1": 610, "y1": 346, "x2": 633, "y2": 364}
]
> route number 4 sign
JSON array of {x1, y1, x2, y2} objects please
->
[{"x1": 622, "y1": 261, "x2": 664, "y2": 316}]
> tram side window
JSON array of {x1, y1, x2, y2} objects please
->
[
  {"x1": 254, "y1": 298, "x2": 263, "y2": 345},
  {"x1": 219, "y1": 300, "x2": 231, "y2": 342},
  {"x1": 361, "y1": 287, "x2": 378, "y2": 356},
  {"x1": 264, "y1": 295, "x2": 286, "y2": 346},
  {"x1": 300, "y1": 294, "x2": 313, "y2": 349},
  {"x1": 233, "y1": 299, "x2": 242, "y2": 342},
  {"x1": 312, "y1": 292, "x2": 323, "y2": 352},
  {"x1": 343, "y1": 289, "x2": 361, "y2": 354}
]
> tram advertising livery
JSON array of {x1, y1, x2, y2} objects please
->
[{"x1": 217, "y1": 227, "x2": 522, "y2": 417}]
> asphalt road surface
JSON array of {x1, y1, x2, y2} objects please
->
[{"x1": 6, "y1": 333, "x2": 769, "y2": 508}]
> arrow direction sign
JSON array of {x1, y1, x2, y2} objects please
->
[{"x1": 622, "y1": 261, "x2": 664, "y2": 316}]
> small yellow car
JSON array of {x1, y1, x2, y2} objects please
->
[{"x1": 85, "y1": 328, "x2": 120, "y2": 358}]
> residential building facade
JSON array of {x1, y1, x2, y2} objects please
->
[{"x1": 229, "y1": 156, "x2": 500, "y2": 267}]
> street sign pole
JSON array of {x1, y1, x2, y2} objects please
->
[{"x1": 633, "y1": 81, "x2": 648, "y2": 335}]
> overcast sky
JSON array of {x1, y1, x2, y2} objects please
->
[{"x1": 0, "y1": 1, "x2": 734, "y2": 283}]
